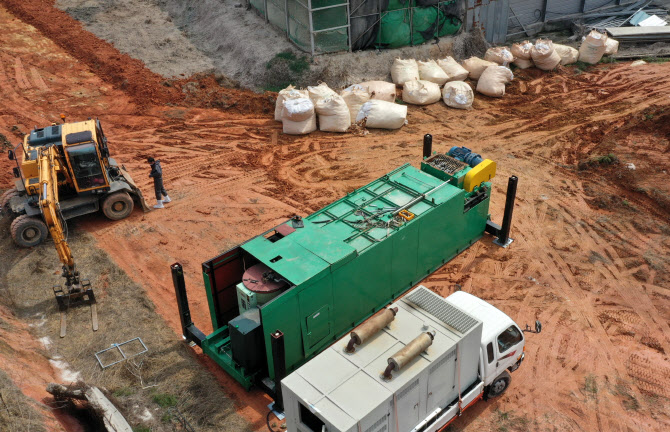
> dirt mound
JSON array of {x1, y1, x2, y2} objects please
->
[
  {"x1": 2, "y1": 0, "x2": 273, "y2": 115},
  {"x1": 2, "y1": 0, "x2": 182, "y2": 108}
]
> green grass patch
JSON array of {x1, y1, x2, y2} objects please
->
[
  {"x1": 263, "y1": 50, "x2": 311, "y2": 91},
  {"x1": 641, "y1": 56, "x2": 670, "y2": 64},
  {"x1": 152, "y1": 392, "x2": 177, "y2": 408},
  {"x1": 596, "y1": 153, "x2": 618, "y2": 165},
  {"x1": 573, "y1": 61, "x2": 592, "y2": 73},
  {"x1": 600, "y1": 56, "x2": 618, "y2": 64},
  {"x1": 579, "y1": 153, "x2": 619, "y2": 170},
  {"x1": 584, "y1": 374, "x2": 598, "y2": 396},
  {"x1": 133, "y1": 427, "x2": 151, "y2": 432},
  {"x1": 112, "y1": 387, "x2": 135, "y2": 397},
  {"x1": 494, "y1": 409, "x2": 531, "y2": 432}
]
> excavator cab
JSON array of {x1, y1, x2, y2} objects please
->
[{"x1": 63, "y1": 131, "x2": 109, "y2": 191}]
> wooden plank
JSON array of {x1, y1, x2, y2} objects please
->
[{"x1": 606, "y1": 26, "x2": 670, "y2": 36}]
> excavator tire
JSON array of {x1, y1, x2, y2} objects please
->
[
  {"x1": 11, "y1": 215, "x2": 48, "y2": 247},
  {"x1": 102, "y1": 191, "x2": 134, "y2": 221},
  {"x1": 1, "y1": 188, "x2": 18, "y2": 214}
]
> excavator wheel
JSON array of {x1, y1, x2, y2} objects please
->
[
  {"x1": 11, "y1": 215, "x2": 48, "y2": 247},
  {"x1": 1, "y1": 188, "x2": 18, "y2": 214},
  {"x1": 102, "y1": 191, "x2": 134, "y2": 221}
]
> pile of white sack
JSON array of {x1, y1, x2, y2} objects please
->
[
  {"x1": 276, "y1": 34, "x2": 622, "y2": 134},
  {"x1": 275, "y1": 81, "x2": 407, "y2": 134},
  {"x1": 392, "y1": 57, "x2": 475, "y2": 110}
]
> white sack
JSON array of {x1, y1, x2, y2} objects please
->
[
  {"x1": 514, "y1": 58, "x2": 534, "y2": 69},
  {"x1": 511, "y1": 41, "x2": 533, "y2": 60},
  {"x1": 282, "y1": 115, "x2": 317, "y2": 135},
  {"x1": 402, "y1": 80, "x2": 441, "y2": 105},
  {"x1": 531, "y1": 39, "x2": 561, "y2": 71},
  {"x1": 462, "y1": 57, "x2": 497, "y2": 80},
  {"x1": 340, "y1": 85, "x2": 371, "y2": 125},
  {"x1": 391, "y1": 58, "x2": 419, "y2": 86},
  {"x1": 511, "y1": 41, "x2": 534, "y2": 69},
  {"x1": 355, "y1": 100, "x2": 407, "y2": 130},
  {"x1": 554, "y1": 44, "x2": 579, "y2": 65},
  {"x1": 308, "y1": 82, "x2": 337, "y2": 107},
  {"x1": 275, "y1": 85, "x2": 308, "y2": 121},
  {"x1": 282, "y1": 98, "x2": 314, "y2": 122},
  {"x1": 579, "y1": 30, "x2": 608, "y2": 64},
  {"x1": 442, "y1": 81, "x2": 474, "y2": 110},
  {"x1": 476, "y1": 66, "x2": 514, "y2": 98},
  {"x1": 359, "y1": 81, "x2": 397, "y2": 102},
  {"x1": 436, "y1": 57, "x2": 469, "y2": 82},
  {"x1": 604, "y1": 38, "x2": 619, "y2": 55},
  {"x1": 316, "y1": 95, "x2": 351, "y2": 133},
  {"x1": 484, "y1": 47, "x2": 514, "y2": 65},
  {"x1": 417, "y1": 60, "x2": 449, "y2": 85}
]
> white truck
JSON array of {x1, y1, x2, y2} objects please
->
[{"x1": 281, "y1": 285, "x2": 540, "y2": 432}]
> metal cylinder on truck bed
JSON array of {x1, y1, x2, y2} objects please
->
[
  {"x1": 423, "y1": 134, "x2": 433, "y2": 159},
  {"x1": 383, "y1": 331, "x2": 435, "y2": 379},
  {"x1": 346, "y1": 307, "x2": 398, "y2": 353}
]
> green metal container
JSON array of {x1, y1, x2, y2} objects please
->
[{"x1": 198, "y1": 154, "x2": 493, "y2": 389}]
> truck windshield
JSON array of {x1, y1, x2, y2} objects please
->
[
  {"x1": 66, "y1": 143, "x2": 106, "y2": 190},
  {"x1": 497, "y1": 325, "x2": 523, "y2": 353}
]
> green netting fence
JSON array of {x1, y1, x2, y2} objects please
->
[{"x1": 249, "y1": 0, "x2": 462, "y2": 54}]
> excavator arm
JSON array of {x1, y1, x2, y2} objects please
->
[
  {"x1": 38, "y1": 146, "x2": 97, "y2": 337},
  {"x1": 38, "y1": 146, "x2": 76, "y2": 279}
]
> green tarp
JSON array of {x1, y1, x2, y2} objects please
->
[{"x1": 376, "y1": 4, "x2": 462, "y2": 49}]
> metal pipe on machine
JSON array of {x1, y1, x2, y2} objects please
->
[
  {"x1": 383, "y1": 331, "x2": 435, "y2": 379},
  {"x1": 423, "y1": 134, "x2": 433, "y2": 159},
  {"x1": 493, "y1": 175, "x2": 518, "y2": 248},
  {"x1": 345, "y1": 307, "x2": 398, "y2": 353}
]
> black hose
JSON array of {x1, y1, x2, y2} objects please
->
[{"x1": 266, "y1": 410, "x2": 277, "y2": 432}]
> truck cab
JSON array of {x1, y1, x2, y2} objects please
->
[{"x1": 445, "y1": 291, "x2": 526, "y2": 398}]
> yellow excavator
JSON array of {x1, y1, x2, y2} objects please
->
[{"x1": 2, "y1": 117, "x2": 149, "y2": 336}]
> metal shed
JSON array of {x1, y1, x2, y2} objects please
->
[{"x1": 250, "y1": 0, "x2": 645, "y2": 52}]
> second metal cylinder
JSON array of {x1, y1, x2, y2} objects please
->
[
  {"x1": 423, "y1": 134, "x2": 432, "y2": 159},
  {"x1": 384, "y1": 331, "x2": 434, "y2": 378}
]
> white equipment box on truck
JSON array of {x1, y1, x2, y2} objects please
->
[{"x1": 282, "y1": 285, "x2": 531, "y2": 432}]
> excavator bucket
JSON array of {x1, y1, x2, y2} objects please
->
[
  {"x1": 53, "y1": 280, "x2": 98, "y2": 338},
  {"x1": 118, "y1": 166, "x2": 151, "y2": 212}
]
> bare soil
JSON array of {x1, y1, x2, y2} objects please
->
[
  {"x1": 54, "y1": 0, "x2": 486, "y2": 90},
  {"x1": 1, "y1": 1, "x2": 670, "y2": 432}
]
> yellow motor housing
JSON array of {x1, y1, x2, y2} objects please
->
[{"x1": 464, "y1": 159, "x2": 497, "y2": 192}]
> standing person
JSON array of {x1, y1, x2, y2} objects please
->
[{"x1": 147, "y1": 157, "x2": 171, "y2": 209}]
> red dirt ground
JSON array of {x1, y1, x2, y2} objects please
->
[{"x1": 1, "y1": 2, "x2": 669, "y2": 432}]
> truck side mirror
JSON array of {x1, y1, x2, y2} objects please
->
[
  {"x1": 8, "y1": 150, "x2": 14, "y2": 160},
  {"x1": 12, "y1": 167, "x2": 20, "y2": 178}
]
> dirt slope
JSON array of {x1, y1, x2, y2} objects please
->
[{"x1": 1, "y1": 2, "x2": 669, "y2": 432}]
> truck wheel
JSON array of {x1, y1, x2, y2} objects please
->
[
  {"x1": 1, "y1": 188, "x2": 18, "y2": 213},
  {"x1": 487, "y1": 371, "x2": 511, "y2": 399},
  {"x1": 102, "y1": 192, "x2": 134, "y2": 220},
  {"x1": 11, "y1": 215, "x2": 48, "y2": 247}
]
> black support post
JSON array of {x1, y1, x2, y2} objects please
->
[
  {"x1": 171, "y1": 262, "x2": 205, "y2": 346},
  {"x1": 493, "y1": 176, "x2": 518, "y2": 248},
  {"x1": 423, "y1": 134, "x2": 433, "y2": 159},
  {"x1": 271, "y1": 330, "x2": 286, "y2": 412}
]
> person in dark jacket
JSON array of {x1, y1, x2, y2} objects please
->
[{"x1": 147, "y1": 157, "x2": 171, "y2": 209}]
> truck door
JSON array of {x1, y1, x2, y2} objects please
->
[{"x1": 495, "y1": 325, "x2": 524, "y2": 373}]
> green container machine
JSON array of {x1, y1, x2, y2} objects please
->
[{"x1": 172, "y1": 136, "x2": 518, "y2": 407}]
